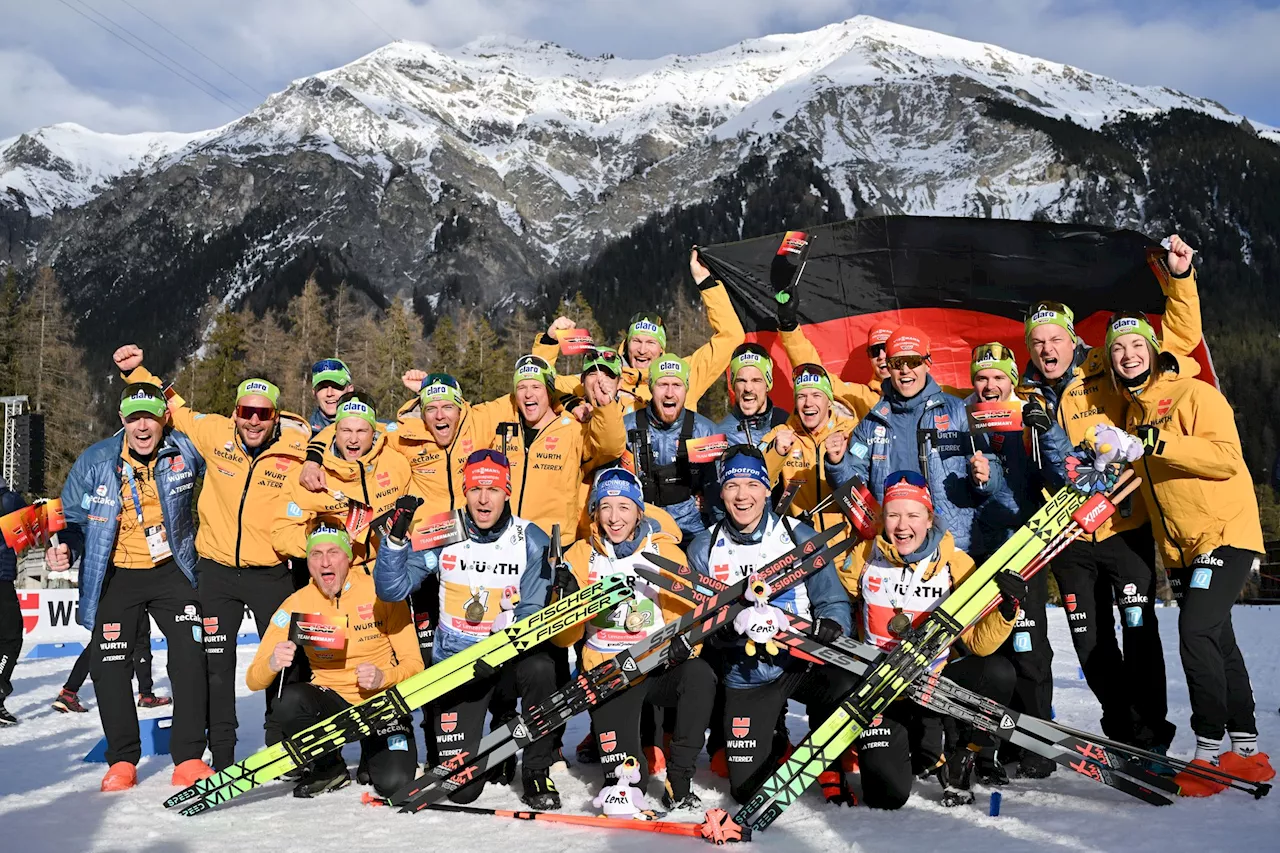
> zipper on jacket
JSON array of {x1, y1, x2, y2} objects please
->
[
  {"x1": 516, "y1": 425, "x2": 544, "y2": 517},
  {"x1": 234, "y1": 455, "x2": 260, "y2": 570},
  {"x1": 1126, "y1": 386, "x2": 1187, "y2": 569}
]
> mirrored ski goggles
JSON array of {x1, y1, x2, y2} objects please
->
[
  {"x1": 886, "y1": 355, "x2": 929, "y2": 371},
  {"x1": 583, "y1": 349, "x2": 623, "y2": 376},
  {"x1": 466, "y1": 448, "x2": 510, "y2": 468},
  {"x1": 885, "y1": 470, "x2": 927, "y2": 490},
  {"x1": 791, "y1": 362, "x2": 830, "y2": 380},
  {"x1": 971, "y1": 342, "x2": 1017, "y2": 363},
  {"x1": 628, "y1": 312, "x2": 666, "y2": 329}
]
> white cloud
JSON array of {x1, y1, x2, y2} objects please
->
[{"x1": 0, "y1": 0, "x2": 1276, "y2": 139}]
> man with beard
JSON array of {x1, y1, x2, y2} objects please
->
[
  {"x1": 115, "y1": 344, "x2": 311, "y2": 770},
  {"x1": 718, "y1": 344, "x2": 790, "y2": 447},
  {"x1": 46, "y1": 382, "x2": 209, "y2": 790},
  {"x1": 624, "y1": 355, "x2": 721, "y2": 543}
]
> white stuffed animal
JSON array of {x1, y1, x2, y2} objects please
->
[
  {"x1": 490, "y1": 586, "x2": 519, "y2": 633},
  {"x1": 733, "y1": 574, "x2": 790, "y2": 657},
  {"x1": 1087, "y1": 424, "x2": 1144, "y2": 467},
  {"x1": 592, "y1": 756, "x2": 649, "y2": 818}
]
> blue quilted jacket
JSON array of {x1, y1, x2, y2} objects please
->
[
  {"x1": 833, "y1": 376, "x2": 1011, "y2": 554},
  {"x1": 60, "y1": 431, "x2": 204, "y2": 629}
]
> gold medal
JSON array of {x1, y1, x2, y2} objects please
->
[
  {"x1": 888, "y1": 609, "x2": 912, "y2": 637},
  {"x1": 624, "y1": 610, "x2": 646, "y2": 634},
  {"x1": 464, "y1": 596, "x2": 486, "y2": 623}
]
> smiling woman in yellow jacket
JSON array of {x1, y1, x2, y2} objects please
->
[
  {"x1": 553, "y1": 468, "x2": 713, "y2": 809},
  {"x1": 1105, "y1": 313, "x2": 1272, "y2": 792},
  {"x1": 275, "y1": 396, "x2": 412, "y2": 570}
]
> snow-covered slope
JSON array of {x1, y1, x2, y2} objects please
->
[
  {"x1": 2, "y1": 16, "x2": 1267, "y2": 221},
  {"x1": 3, "y1": 607, "x2": 1278, "y2": 851}
]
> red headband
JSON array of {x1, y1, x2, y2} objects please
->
[
  {"x1": 465, "y1": 460, "x2": 511, "y2": 494},
  {"x1": 883, "y1": 480, "x2": 932, "y2": 511}
]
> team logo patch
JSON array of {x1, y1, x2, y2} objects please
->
[
  {"x1": 273, "y1": 610, "x2": 289, "y2": 628},
  {"x1": 731, "y1": 717, "x2": 751, "y2": 739},
  {"x1": 600, "y1": 731, "x2": 617, "y2": 753},
  {"x1": 870, "y1": 715, "x2": 883, "y2": 728},
  {"x1": 388, "y1": 734, "x2": 409, "y2": 752},
  {"x1": 1064, "y1": 594, "x2": 1077, "y2": 613},
  {"x1": 713, "y1": 564, "x2": 730, "y2": 582},
  {"x1": 377, "y1": 472, "x2": 391, "y2": 488},
  {"x1": 1123, "y1": 607, "x2": 1143, "y2": 628},
  {"x1": 203, "y1": 616, "x2": 219, "y2": 635},
  {"x1": 103, "y1": 623, "x2": 121, "y2": 642},
  {"x1": 287, "y1": 502, "x2": 302, "y2": 518},
  {"x1": 442, "y1": 554, "x2": 457, "y2": 572},
  {"x1": 1013, "y1": 632, "x2": 1032, "y2": 653},
  {"x1": 440, "y1": 712, "x2": 458, "y2": 734},
  {"x1": 865, "y1": 574, "x2": 881, "y2": 594},
  {"x1": 1190, "y1": 567, "x2": 1213, "y2": 590},
  {"x1": 171, "y1": 456, "x2": 186, "y2": 473},
  {"x1": 357, "y1": 603, "x2": 374, "y2": 621},
  {"x1": 1157, "y1": 398, "x2": 1173, "y2": 416},
  {"x1": 275, "y1": 458, "x2": 291, "y2": 473},
  {"x1": 545, "y1": 436, "x2": 559, "y2": 450},
  {"x1": 934, "y1": 414, "x2": 950, "y2": 430}
]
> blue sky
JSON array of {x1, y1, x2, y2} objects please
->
[{"x1": 2, "y1": 0, "x2": 1278, "y2": 138}]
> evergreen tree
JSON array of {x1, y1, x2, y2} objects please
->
[
  {"x1": 11, "y1": 267, "x2": 98, "y2": 491},
  {"x1": 0, "y1": 268, "x2": 19, "y2": 397},
  {"x1": 369, "y1": 299, "x2": 424, "y2": 414},
  {"x1": 194, "y1": 308, "x2": 249, "y2": 415}
]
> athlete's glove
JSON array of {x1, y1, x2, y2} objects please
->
[
  {"x1": 813, "y1": 617, "x2": 843, "y2": 644},
  {"x1": 551, "y1": 562, "x2": 579, "y2": 600},
  {"x1": 1022, "y1": 398, "x2": 1053, "y2": 434},
  {"x1": 775, "y1": 290, "x2": 799, "y2": 332},
  {"x1": 994, "y1": 571, "x2": 1029, "y2": 620},
  {"x1": 667, "y1": 634, "x2": 694, "y2": 666},
  {"x1": 1135, "y1": 424, "x2": 1162, "y2": 456},
  {"x1": 387, "y1": 495, "x2": 423, "y2": 542}
]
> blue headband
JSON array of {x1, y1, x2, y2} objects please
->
[
  {"x1": 590, "y1": 468, "x2": 644, "y2": 513},
  {"x1": 720, "y1": 452, "x2": 770, "y2": 489}
]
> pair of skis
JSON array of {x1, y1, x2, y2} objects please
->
[
  {"x1": 390, "y1": 524, "x2": 855, "y2": 811},
  {"x1": 165, "y1": 572, "x2": 635, "y2": 815}
]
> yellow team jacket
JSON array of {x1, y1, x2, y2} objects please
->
[
  {"x1": 1018, "y1": 266, "x2": 1203, "y2": 541},
  {"x1": 763, "y1": 411, "x2": 859, "y2": 536},
  {"x1": 534, "y1": 280, "x2": 745, "y2": 412},
  {"x1": 1121, "y1": 354, "x2": 1264, "y2": 568},
  {"x1": 246, "y1": 567, "x2": 422, "y2": 705},
  {"x1": 122, "y1": 365, "x2": 311, "y2": 568},
  {"x1": 274, "y1": 432, "x2": 412, "y2": 569},
  {"x1": 553, "y1": 523, "x2": 692, "y2": 670},
  {"x1": 840, "y1": 533, "x2": 1015, "y2": 658},
  {"x1": 475, "y1": 397, "x2": 626, "y2": 545}
]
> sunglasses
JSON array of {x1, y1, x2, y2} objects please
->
[
  {"x1": 235, "y1": 405, "x2": 276, "y2": 422},
  {"x1": 971, "y1": 342, "x2": 1016, "y2": 363},
  {"x1": 865, "y1": 343, "x2": 887, "y2": 359},
  {"x1": 791, "y1": 362, "x2": 829, "y2": 379},
  {"x1": 886, "y1": 355, "x2": 928, "y2": 371},
  {"x1": 466, "y1": 448, "x2": 509, "y2": 468},
  {"x1": 311, "y1": 358, "x2": 348, "y2": 375},
  {"x1": 587, "y1": 349, "x2": 622, "y2": 363},
  {"x1": 884, "y1": 470, "x2": 928, "y2": 491}
]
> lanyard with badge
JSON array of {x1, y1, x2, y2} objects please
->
[{"x1": 125, "y1": 461, "x2": 172, "y2": 563}]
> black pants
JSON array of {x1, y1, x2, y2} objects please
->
[
  {"x1": 274, "y1": 682, "x2": 417, "y2": 798},
  {"x1": 0, "y1": 580, "x2": 20, "y2": 701},
  {"x1": 65, "y1": 615, "x2": 154, "y2": 695},
  {"x1": 590, "y1": 657, "x2": 716, "y2": 792},
  {"x1": 1050, "y1": 527, "x2": 1174, "y2": 747},
  {"x1": 198, "y1": 558, "x2": 297, "y2": 768},
  {"x1": 410, "y1": 579, "x2": 439, "y2": 767},
  {"x1": 856, "y1": 654, "x2": 1016, "y2": 810},
  {"x1": 996, "y1": 568, "x2": 1053, "y2": 728},
  {"x1": 723, "y1": 663, "x2": 858, "y2": 803},
  {"x1": 433, "y1": 648, "x2": 559, "y2": 804},
  {"x1": 89, "y1": 563, "x2": 206, "y2": 765},
  {"x1": 1169, "y1": 546, "x2": 1258, "y2": 740}
]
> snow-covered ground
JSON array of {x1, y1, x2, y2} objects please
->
[{"x1": 3, "y1": 607, "x2": 1277, "y2": 852}]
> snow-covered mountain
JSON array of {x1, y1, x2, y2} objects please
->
[{"x1": 1, "y1": 15, "x2": 1275, "y2": 367}]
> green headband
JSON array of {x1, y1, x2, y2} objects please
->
[
  {"x1": 306, "y1": 525, "x2": 353, "y2": 559},
  {"x1": 312, "y1": 361, "x2": 351, "y2": 389},
  {"x1": 336, "y1": 398, "x2": 377, "y2": 427},
  {"x1": 971, "y1": 352, "x2": 1018, "y2": 384},
  {"x1": 237, "y1": 378, "x2": 281, "y2": 406},
  {"x1": 119, "y1": 384, "x2": 167, "y2": 418},
  {"x1": 1024, "y1": 306, "x2": 1077, "y2": 345},
  {"x1": 628, "y1": 318, "x2": 667, "y2": 350},
  {"x1": 513, "y1": 356, "x2": 556, "y2": 392},
  {"x1": 730, "y1": 350, "x2": 774, "y2": 390},
  {"x1": 792, "y1": 367, "x2": 834, "y2": 401},
  {"x1": 1105, "y1": 315, "x2": 1159, "y2": 353},
  {"x1": 420, "y1": 376, "x2": 464, "y2": 408},
  {"x1": 649, "y1": 354, "x2": 690, "y2": 387}
]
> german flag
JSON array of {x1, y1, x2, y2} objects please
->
[{"x1": 698, "y1": 216, "x2": 1216, "y2": 406}]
